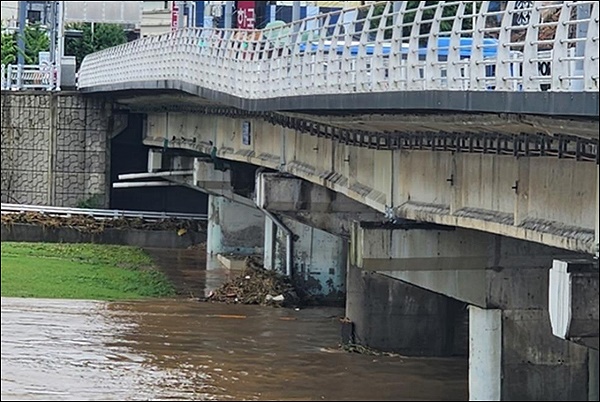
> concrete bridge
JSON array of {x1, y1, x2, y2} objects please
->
[{"x1": 7, "y1": 1, "x2": 600, "y2": 400}]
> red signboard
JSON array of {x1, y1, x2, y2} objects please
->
[
  {"x1": 171, "y1": 2, "x2": 180, "y2": 31},
  {"x1": 237, "y1": 1, "x2": 256, "y2": 30}
]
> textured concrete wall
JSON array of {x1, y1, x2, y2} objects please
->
[{"x1": 1, "y1": 91, "x2": 112, "y2": 207}]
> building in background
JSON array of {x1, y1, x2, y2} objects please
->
[
  {"x1": 138, "y1": 1, "x2": 368, "y2": 36},
  {"x1": 1, "y1": 1, "x2": 19, "y2": 29},
  {"x1": 141, "y1": 1, "x2": 173, "y2": 36}
]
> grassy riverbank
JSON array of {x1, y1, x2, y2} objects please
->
[{"x1": 1, "y1": 242, "x2": 175, "y2": 300}]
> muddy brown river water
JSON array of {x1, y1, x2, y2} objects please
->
[{"x1": 1, "y1": 249, "x2": 467, "y2": 401}]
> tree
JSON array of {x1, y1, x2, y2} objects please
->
[
  {"x1": 21, "y1": 24, "x2": 50, "y2": 64},
  {"x1": 65, "y1": 23, "x2": 127, "y2": 70},
  {"x1": 1, "y1": 28, "x2": 16, "y2": 65},
  {"x1": 1, "y1": 24, "x2": 49, "y2": 65}
]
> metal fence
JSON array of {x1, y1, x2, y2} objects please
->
[
  {"x1": 1, "y1": 64, "x2": 54, "y2": 91},
  {"x1": 78, "y1": 1, "x2": 599, "y2": 97},
  {"x1": 0, "y1": 203, "x2": 208, "y2": 221}
]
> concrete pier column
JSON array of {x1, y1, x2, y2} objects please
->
[
  {"x1": 594, "y1": 165, "x2": 600, "y2": 259},
  {"x1": 469, "y1": 306, "x2": 594, "y2": 401},
  {"x1": 206, "y1": 195, "x2": 264, "y2": 256},
  {"x1": 266, "y1": 215, "x2": 347, "y2": 301},
  {"x1": 346, "y1": 265, "x2": 467, "y2": 356}
]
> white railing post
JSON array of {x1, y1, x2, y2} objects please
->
[
  {"x1": 406, "y1": 2, "x2": 425, "y2": 90},
  {"x1": 585, "y1": 3, "x2": 599, "y2": 91},
  {"x1": 1, "y1": 64, "x2": 5, "y2": 90},
  {"x1": 74, "y1": 1, "x2": 599, "y2": 98},
  {"x1": 389, "y1": 1, "x2": 408, "y2": 91}
]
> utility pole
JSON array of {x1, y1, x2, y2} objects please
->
[
  {"x1": 177, "y1": 1, "x2": 185, "y2": 29},
  {"x1": 55, "y1": 1, "x2": 64, "y2": 91},
  {"x1": 292, "y1": 1, "x2": 301, "y2": 23},
  {"x1": 292, "y1": 0, "x2": 300, "y2": 35},
  {"x1": 49, "y1": 1, "x2": 57, "y2": 90},
  {"x1": 224, "y1": 1, "x2": 234, "y2": 29},
  {"x1": 17, "y1": 1, "x2": 27, "y2": 88}
]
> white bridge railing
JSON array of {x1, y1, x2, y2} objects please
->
[
  {"x1": 1, "y1": 203, "x2": 208, "y2": 221},
  {"x1": 78, "y1": 1, "x2": 599, "y2": 98},
  {"x1": 1, "y1": 64, "x2": 54, "y2": 91}
]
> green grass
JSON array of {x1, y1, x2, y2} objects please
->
[{"x1": 1, "y1": 242, "x2": 175, "y2": 300}]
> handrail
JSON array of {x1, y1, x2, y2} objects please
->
[
  {"x1": 1, "y1": 64, "x2": 54, "y2": 91},
  {"x1": 0, "y1": 203, "x2": 207, "y2": 221},
  {"x1": 78, "y1": 1, "x2": 599, "y2": 97}
]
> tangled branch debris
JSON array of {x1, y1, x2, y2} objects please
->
[
  {"x1": 1, "y1": 212, "x2": 206, "y2": 234},
  {"x1": 207, "y1": 256, "x2": 300, "y2": 307}
]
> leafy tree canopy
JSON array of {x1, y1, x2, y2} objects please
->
[
  {"x1": 1, "y1": 28, "x2": 16, "y2": 65},
  {"x1": 1, "y1": 22, "x2": 126, "y2": 70},
  {"x1": 65, "y1": 22, "x2": 127, "y2": 70},
  {"x1": 1, "y1": 24, "x2": 49, "y2": 65}
]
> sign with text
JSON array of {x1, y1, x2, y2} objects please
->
[
  {"x1": 237, "y1": 1, "x2": 256, "y2": 30},
  {"x1": 171, "y1": 3, "x2": 180, "y2": 31}
]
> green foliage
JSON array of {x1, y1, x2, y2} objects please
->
[
  {"x1": 1, "y1": 29, "x2": 16, "y2": 65},
  {"x1": 21, "y1": 23, "x2": 50, "y2": 64},
  {"x1": 1, "y1": 242, "x2": 175, "y2": 300},
  {"x1": 65, "y1": 23, "x2": 127, "y2": 70},
  {"x1": 1, "y1": 24, "x2": 49, "y2": 65},
  {"x1": 76, "y1": 193, "x2": 104, "y2": 209}
]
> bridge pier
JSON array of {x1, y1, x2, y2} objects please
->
[
  {"x1": 470, "y1": 306, "x2": 597, "y2": 401},
  {"x1": 346, "y1": 264, "x2": 467, "y2": 356},
  {"x1": 206, "y1": 195, "x2": 264, "y2": 256},
  {"x1": 349, "y1": 222, "x2": 597, "y2": 400},
  {"x1": 264, "y1": 215, "x2": 346, "y2": 302}
]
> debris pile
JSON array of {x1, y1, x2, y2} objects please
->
[
  {"x1": 1, "y1": 212, "x2": 206, "y2": 234},
  {"x1": 207, "y1": 256, "x2": 300, "y2": 307}
]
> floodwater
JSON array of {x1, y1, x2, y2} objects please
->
[{"x1": 1, "y1": 249, "x2": 468, "y2": 401}]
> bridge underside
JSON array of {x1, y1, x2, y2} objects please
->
[
  {"x1": 99, "y1": 91, "x2": 600, "y2": 179},
  {"x1": 95, "y1": 89, "x2": 599, "y2": 142},
  {"x1": 82, "y1": 81, "x2": 600, "y2": 119},
  {"x1": 118, "y1": 101, "x2": 599, "y2": 256}
]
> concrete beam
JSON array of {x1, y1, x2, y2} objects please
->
[
  {"x1": 193, "y1": 157, "x2": 232, "y2": 191},
  {"x1": 256, "y1": 172, "x2": 382, "y2": 237},
  {"x1": 256, "y1": 172, "x2": 375, "y2": 213},
  {"x1": 142, "y1": 112, "x2": 597, "y2": 255},
  {"x1": 350, "y1": 221, "x2": 572, "y2": 272},
  {"x1": 350, "y1": 222, "x2": 578, "y2": 308},
  {"x1": 275, "y1": 210, "x2": 382, "y2": 239},
  {"x1": 549, "y1": 259, "x2": 599, "y2": 350}
]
